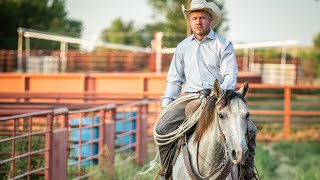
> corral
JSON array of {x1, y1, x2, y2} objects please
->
[
  {"x1": 0, "y1": 72, "x2": 319, "y2": 179},
  {"x1": 0, "y1": 29, "x2": 319, "y2": 179}
]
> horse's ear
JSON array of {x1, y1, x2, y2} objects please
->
[
  {"x1": 237, "y1": 81, "x2": 249, "y2": 97},
  {"x1": 210, "y1": 80, "x2": 222, "y2": 97}
]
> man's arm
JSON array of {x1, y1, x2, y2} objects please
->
[
  {"x1": 220, "y1": 42, "x2": 238, "y2": 90},
  {"x1": 162, "y1": 49, "x2": 185, "y2": 108}
]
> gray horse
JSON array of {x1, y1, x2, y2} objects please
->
[{"x1": 172, "y1": 81, "x2": 250, "y2": 180}]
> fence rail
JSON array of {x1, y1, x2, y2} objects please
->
[
  {"x1": 0, "y1": 100, "x2": 159, "y2": 180},
  {"x1": 0, "y1": 49, "x2": 314, "y2": 84},
  {"x1": 0, "y1": 84, "x2": 319, "y2": 179}
]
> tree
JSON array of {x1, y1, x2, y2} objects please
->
[
  {"x1": 314, "y1": 32, "x2": 320, "y2": 49},
  {"x1": 99, "y1": 0, "x2": 228, "y2": 48},
  {"x1": 313, "y1": 32, "x2": 320, "y2": 78},
  {"x1": 99, "y1": 18, "x2": 153, "y2": 48},
  {"x1": 147, "y1": 0, "x2": 229, "y2": 47},
  {"x1": 100, "y1": 18, "x2": 139, "y2": 46},
  {"x1": 0, "y1": 0, "x2": 82, "y2": 50}
]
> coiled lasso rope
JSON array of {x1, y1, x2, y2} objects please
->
[
  {"x1": 153, "y1": 94, "x2": 207, "y2": 145},
  {"x1": 140, "y1": 94, "x2": 207, "y2": 175}
]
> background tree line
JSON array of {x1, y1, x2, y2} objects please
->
[
  {"x1": 0, "y1": 0, "x2": 227, "y2": 50},
  {"x1": 0, "y1": 0, "x2": 82, "y2": 50},
  {"x1": 100, "y1": 0, "x2": 227, "y2": 48},
  {"x1": 0, "y1": 0, "x2": 319, "y2": 78}
]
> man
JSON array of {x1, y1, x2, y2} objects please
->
[{"x1": 154, "y1": 0, "x2": 257, "y2": 179}]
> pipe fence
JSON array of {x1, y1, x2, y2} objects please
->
[
  {"x1": 0, "y1": 100, "x2": 161, "y2": 180},
  {"x1": 0, "y1": 84, "x2": 320, "y2": 179}
]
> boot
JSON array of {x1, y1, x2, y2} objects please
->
[{"x1": 157, "y1": 141, "x2": 177, "y2": 179}]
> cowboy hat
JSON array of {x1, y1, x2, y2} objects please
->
[{"x1": 182, "y1": 0, "x2": 221, "y2": 28}]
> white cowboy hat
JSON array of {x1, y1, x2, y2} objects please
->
[{"x1": 182, "y1": 0, "x2": 221, "y2": 28}]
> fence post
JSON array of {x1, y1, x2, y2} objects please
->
[
  {"x1": 136, "y1": 103, "x2": 148, "y2": 165},
  {"x1": 284, "y1": 86, "x2": 291, "y2": 139},
  {"x1": 101, "y1": 107, "x2": 116, "y2": 179},
  {"x1": 45, "y1": 113, "x2": 53, "y2": 180},
  {"x1": 143, "y1": 76, "x2": 148, "y2": 99},
  {"x1": 50, "y1": 129, "x2": 68, "y2": 179},
  {"x1": 50, "y1": 108, "x2": 69, "y2": 180}
]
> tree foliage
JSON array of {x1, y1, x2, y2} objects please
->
[
  {"x1": 312, "y1": 32, "x2": 320, "y2": 78},
  {"x1": 147, "y1": 0, "x2": 228, "y2": 47},
  {"x1": 0, "y1": 0, "x2": 82, "y2": 50},
  {"x1": 314, "y1": 32, "x2": 320, "y2": 49},
  {"x1": 100, "y1": 0, "x2": 228, "y2": 48},
  {"x1": 100, "y1": 18, "x2": 151, "y2": 47}
]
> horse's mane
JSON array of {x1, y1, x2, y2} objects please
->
[{"x1": 194, "y1": 90, "x2": 247, "y2": 143}]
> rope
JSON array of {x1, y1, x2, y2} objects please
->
[
  {"x1": 139, "y1": 94, "x2": 206, "y2": 175},
  {"x1": 153, "y1": 94, "x2": 207, "y2": 146}
]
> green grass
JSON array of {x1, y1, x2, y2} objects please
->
[
  {"x1": 255, "y1": 142, "x2": 320, "y2": 180},
  {"x1": 89, "y1": 141, "x2": 320, "y2": 180},
  {"x1": 0, "y1": 135, "x2": 46, "y2": 180},
  {"x1": 1, "y1": 134, "x2": 319, "y2": 180}
]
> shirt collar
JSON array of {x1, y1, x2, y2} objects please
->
[{"x1": 189, "y1": 29, "x2": 215, "y2": 41}]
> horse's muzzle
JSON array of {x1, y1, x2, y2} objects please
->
[{"x1": 231, "y1": 147, "x2": 248, "y2": 164}]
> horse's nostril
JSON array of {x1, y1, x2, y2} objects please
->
[{"x1": 231, "y1": 149, "x2": 237, "y2": 160}]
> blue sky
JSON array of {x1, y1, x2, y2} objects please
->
[{"x1": 66, "y1": 0, "x2": 320, "y2": 48}]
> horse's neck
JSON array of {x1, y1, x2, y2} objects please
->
[{"x1": 189, "y1": 120, "x2": 225, "y2": 177}]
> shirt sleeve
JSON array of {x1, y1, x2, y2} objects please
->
[
  {"x1": 219, "y1": 42, "x2": 238, "y2": 90},
  {"x1": 162, "y1": 48, "x2": 185, "y2": 108}
]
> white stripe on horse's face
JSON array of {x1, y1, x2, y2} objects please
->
[{"x1": 218, "y1": 98, "x2": 249, "y2": 164}]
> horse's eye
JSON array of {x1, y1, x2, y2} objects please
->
[{"x1": 218, "y1": 113, "x2": 224, "y2": 119}]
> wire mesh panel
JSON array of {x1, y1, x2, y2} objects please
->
[
  {"x1": 0, "y1": 108, "x2": 67, "y2": 180},
  {"x1": 67, "y1": 104, "x2": 115, "y2": 180}
]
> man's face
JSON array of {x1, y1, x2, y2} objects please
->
[{"x1": 188, "y1": 11, "x2": 212, "y2": 39}]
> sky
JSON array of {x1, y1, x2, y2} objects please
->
[{"x1": 66, "y1": 0, "x2": 320, "y2": 49}]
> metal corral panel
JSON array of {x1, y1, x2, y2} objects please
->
[{"x1": 262, "y1": 64, "x2": 296, "y2": 85}]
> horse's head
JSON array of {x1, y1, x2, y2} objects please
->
[{"x1": 212, "y1": 80, "x2": 249, "y2": 164}]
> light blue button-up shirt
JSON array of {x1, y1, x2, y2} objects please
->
[{"x1": 162, "y1": 30, "x2": 238, "y2": 107}]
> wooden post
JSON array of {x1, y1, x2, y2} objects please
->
[
  {"x1": 102, "y1": 108, "x2": 116, "y2": 179},
  {"x1": 45, "y1": 113, "x2": 53, "y2": 180},
  {"x1": 186, "y1": 0, "x2": 192, "y2": 36},
  {"x1": 154, "y1": 32, "x2": 163, "y2": 74},
  {"x1": 17, "y1": 28, "x2": 23, "y2": 72},
  {"x1": 284, "y1": 86, "x2": 291, "y2": 139},
  {"x1": 136, "y1": 104, "x2": 148, "y2": 165},
  {"x1": 50, "y1": 129, "x2": 68, "y2": 180}
]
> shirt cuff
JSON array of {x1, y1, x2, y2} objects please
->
[{"x1": 162, "y1": 97, "x2": 174, "y2": 108}]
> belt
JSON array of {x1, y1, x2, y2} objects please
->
[
  {"x1": 185, "y1": 89, "x2": 212, "y2": 98},
  {"x1": 197, "y1": 89, "x2": 212, "y2": 96}
]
